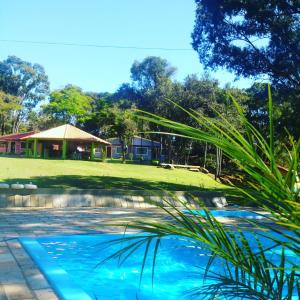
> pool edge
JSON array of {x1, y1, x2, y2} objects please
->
[{"x1": 19, "y1": 237, "x2": 93, "y2": 300}]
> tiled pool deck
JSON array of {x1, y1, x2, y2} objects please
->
[{"x1": 0, "y1": 207, "x2": 268, "y2": 300}]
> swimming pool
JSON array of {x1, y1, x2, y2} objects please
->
[
  {"x1": 183, "y1": 209, "x2": 270, "y2": 219},
  {"x1": 21, "y1": 233, "x2": 297, "y2": 300}
]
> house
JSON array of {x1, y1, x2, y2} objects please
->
[
  {"x1": 107, "y1": 136, "x2": 162, "y2": 161},
  {"x1": 0, "y1": 132, "x2": 35, "y2": 155},
  {"x1": 21, "y1": 124, "x2": 110, "y2": 160}
]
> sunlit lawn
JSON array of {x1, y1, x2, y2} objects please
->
[{"x1": 0, "y1": 156, "x2": 228, "y2": 190}]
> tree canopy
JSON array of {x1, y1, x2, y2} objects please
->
[
  {"x1": 0, "y1": 91, "x2": 21, "y2": 135},
  {"x1": 131, "y1": 56, "x2": 176, "y2": 91},
  {"x1": 99, "y1": 106, "x2": 137, "y2": 161},
  {"x1": 0, "y1": 56, "x2": 49, "y2": 132},
  {"x1": 44, "y1": 85, "x2": 93, "y2": 125},
  {"x1": 192, "y1": 0, "x2": 300, "y2": 88}
]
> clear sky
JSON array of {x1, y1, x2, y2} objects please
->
[{"x1": 0, "y1": 0, "x2": 253, "y2": 93}]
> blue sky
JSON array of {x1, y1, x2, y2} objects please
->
[{"x1": 0, "y1": 0, "x2": 253, "y2": 93}]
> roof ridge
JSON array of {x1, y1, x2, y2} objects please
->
[
  {"x1": 63, "y1": 124, "x2": 69, "y2": 139},
  {"x1": 108, "y1": 136, "x2": 161, "y2": 144}
]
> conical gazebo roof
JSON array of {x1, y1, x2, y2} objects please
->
[{"x1": 22, "y1": 124, "x2": 110, "y2": 144}]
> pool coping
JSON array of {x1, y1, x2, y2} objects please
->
[
  {"x1": 182, "y1": 209, "x2": 271, "y2": 219},
  {"x1": 20, "y1": 237, "x2": 93, "y2": 300}
]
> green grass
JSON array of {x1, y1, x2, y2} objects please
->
[{"x1": 0, "y1": 156, "x2": 228, "y2": 190}]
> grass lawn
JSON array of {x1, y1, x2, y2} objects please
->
[{"x1": 0, "y1": 156, "x2": 228, "y2": 190}]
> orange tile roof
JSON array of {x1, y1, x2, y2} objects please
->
[{"x1": 0, "y1": 131, "x2": 35, "y2": 141}]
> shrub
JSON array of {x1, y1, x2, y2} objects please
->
[{"x1": 129, "y1": 152, "x2": 134, "y2": 161}]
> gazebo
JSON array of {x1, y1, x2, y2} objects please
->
[{"x1": 22, "y1": 124, "x2": 110, "y2": 160}]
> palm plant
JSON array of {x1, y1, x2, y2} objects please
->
[{"x1": 103, "y1": 86, "x2": 300, "y2": 299}]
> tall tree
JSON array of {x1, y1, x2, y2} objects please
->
[
  {"x1": 131, "y1": 56, "x2": 176, "y2": 91},
  {"x1": 192, "y1": 0, "x2": 300, "y2": 88},
  {"x1": 245, "y1": 83, "x2": 300, "y2": 139},
  {"x1": 111, "y1": 83, "x2": 139, "y2": 106},
  {"x1": 44, "y1": 85, "x2": 93, "y2": 125},
  {"x1": 0, "y1": 91, "x2": 21, "y2": 135},
  {"x1": 129, "y1": 56, "x2": 176, "y2": 118},
  {"x1": 0, "y1": 56, "x2": 49, "y2": 132},
  {"x1": 82, "y1": 95, "x2": 110, "y2": 136},
  {"x1": 99, "y1": 106, "x2": 137, "y2": 162},
  {"x1": 26, "y1": 111, "x2": 62, "y2": 132}
]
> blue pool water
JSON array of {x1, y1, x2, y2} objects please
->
[
  {"x1": 183, "y1": 209, "x2": 270, "y2": 219},
  {"x1": 21, "y1": 233, "x2": 297, "y2": 300}
]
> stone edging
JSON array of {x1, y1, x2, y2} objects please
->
[{"x1": 0, "y1": 188, "x2": 225, "y2": 208}]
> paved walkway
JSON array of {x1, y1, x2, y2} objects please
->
[{"x1": 0, "y1": 208, "x2": 169, "y2": 300}]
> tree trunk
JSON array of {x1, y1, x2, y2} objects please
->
[
  {"x1": 203, "y1": 142, "x2": 208, "y2": 168},
  {"x1": 219, "y1": 149, "x2": 222, "y2": 175},
  {"x1": 168, "y1": 136, "x2": 172, "y2": 163},
  {"x1": 159, "y1": 136, "x2": 163, "y2": 163},
  {"x1": 0, "y1": 115, "x2": 5, "y2": 135},
  {"x1": 120, "y1": 139, "x2": 126, "y2": 163},
  {"x1": 12, "y1": 113, "x2": 21, "y2": 133},
  {"x1": 186, "y1": 141, "x2": 192, "y2": 165},
  {"x1": 215, "y1": 147, "x2": 222, "y2": 180}
]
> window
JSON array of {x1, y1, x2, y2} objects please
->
[
  {"x1": 136, "y1": 147, "x2": 148, "y2": 156},
  {"x1": 53, "y1": 144, "x2": 60, "y2": 151},
  {"x1": 94, "y1": 147, "x2": 102, "y2": 158},
  {"x1": 115, "y1": 146, "x2": 122, "y2": 154}
]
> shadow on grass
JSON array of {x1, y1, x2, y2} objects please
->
[
  {"x1": 0, "y1": 155, "x2": 152, "y2": 165},
  {"x1": 4, "y1": 175, "x2": 208, "y2": 190}
]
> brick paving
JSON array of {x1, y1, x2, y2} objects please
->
[{"x1": 0, "y1": 208, "x2": 168, "y2": 300}]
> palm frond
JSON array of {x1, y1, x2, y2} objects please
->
[{"x1": 100, "y1": 86, "x2": 299, "y2": 299}]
